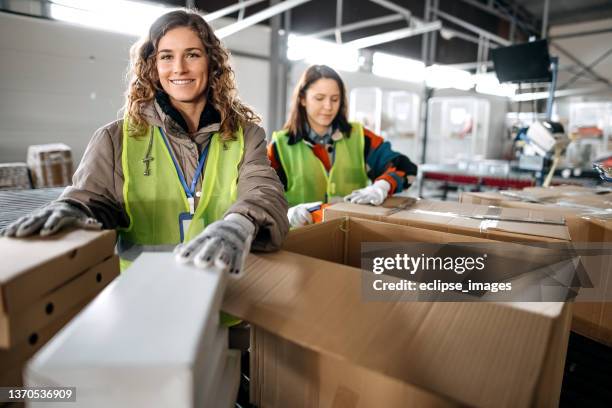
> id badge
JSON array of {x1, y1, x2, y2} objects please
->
[{"x1": 178, "y1": 212, "x2": 193, "y2": 243}]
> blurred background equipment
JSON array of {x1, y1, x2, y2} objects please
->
[
  {"x1": 349, "y1": 87, "x2": 421, "y2": 160},
  {"x1": 593, "y1": 157, "x2": 612, "y2": 182},
  {"x1": 524, "y1": 120, "x2": 570, "y2": 186},
  {"x1": 491, "y1": 39, "x2": 553, "y2": 83}
]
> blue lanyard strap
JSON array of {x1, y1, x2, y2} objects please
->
[{"x1": 158, "y1": 127, "x2": 210, "y2": 199}]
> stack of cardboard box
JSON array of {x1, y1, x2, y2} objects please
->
[
  {"x1": 223, "y1": 215, "x2": 574, "y2": 407},
  {"x1": 26, "y1": 253, "x2": 239, "y2": 408},
  {"x1": 0, "y1": 229, "x2": 118, "y2": 386},
  {"x1": 460, "y1": 186, "x2": 612, "y2": 346},
  {"x1": 27, "y1": 143, "x2": 73, "y2": 188}
]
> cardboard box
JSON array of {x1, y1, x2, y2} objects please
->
[
  {"x1": 250, "y1": 326, "x2": 458, "y2": 408},
  {"x1": 212, "y1": 350, "x2": 241, "y2": 408},
  {"x1": 0, "y1": 229, "x2": 116, "y2": 316},
  {"x1": 27, "y1": 143, "x2": 73, "y2": 188},
  {"x1": 0, "y1": 162, "x2": 31, "y2": 190},
  {"x1": 1, "y1": 295, "x2": 97, "y2": 387},
  {"x1": 460, "y1": 190, "x2": 611, "y2": 242},
  {"x1": 26, "y1": 253, "x2": 228, "y2": 408},
  {"x1": 0, "y1": 255, "x2": 119, "y2": 348},
  {"x1": 460, "y1": 190, "x2": 612, "y2": 346},
  {"x1": 324, "y1": 198, "x2": 571, "y2": 243},
  {"x1": 223, "y1": 218, "x2": 572, "y2": 408}
]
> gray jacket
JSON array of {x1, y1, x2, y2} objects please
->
[{"x1": 60, "y1": 101, "x2": 289, "y2": 252}]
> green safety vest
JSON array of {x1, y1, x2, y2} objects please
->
[
  {"x1": 119, "y1": 120, "x2": 244, "y2": 326},
  {"x1": 272, "y1": 122, "x2": 369, "y2": 207},
  {"x1": 119, "y1": 119, "x2": 243, "y2": 264}
]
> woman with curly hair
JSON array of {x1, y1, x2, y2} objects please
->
[{"x1": 4, "y1": 9, "x2": 289, "y2": 274}]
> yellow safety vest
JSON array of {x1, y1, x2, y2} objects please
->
[
  {"x1": 272, "y1": 122, "x2": 369, "y2": 207},
  {"x1": 119, "y1": 120, "x2": 244, "y2": 326}
]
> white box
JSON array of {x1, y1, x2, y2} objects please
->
[{"x1": 25, "y1": 253, "x2": 227, "y2": 408}]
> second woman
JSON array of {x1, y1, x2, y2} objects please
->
[{"x1": 268, "y1": 64, "x2": 418, "y2": 227}]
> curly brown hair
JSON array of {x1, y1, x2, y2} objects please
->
[{"x1": 125, "y1": 9, "x2": 260, "y2": 140}]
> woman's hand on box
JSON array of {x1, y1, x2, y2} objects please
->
[{"x1": 1, "y1": 201, "x2": 102, "y2": 237}]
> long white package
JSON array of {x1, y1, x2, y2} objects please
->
[{"x1": 25, "y1": 253, "x2": 227, "y2": 408}]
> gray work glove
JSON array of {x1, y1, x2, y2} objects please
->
[
  {"x1": 174, "y1": 213, "x2": 255, "y2": 276},
  {"x1": 2, "y1": 201, "x2": 102, "y2": 237}
]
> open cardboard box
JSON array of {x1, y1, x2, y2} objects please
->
[
  {"x1": 460, "y1": 190, "x2": 612, "y2": 346},
  {"x1": 324, "y1": 198, "x2": 571, "y2": 243},
  {"x1": 223, "y1": 218, "x2": 572, "y2": 408}
]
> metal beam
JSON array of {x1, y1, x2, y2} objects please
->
[
  {"x1": 459, "y1": 0, "x2": 508, "y2": 21},
  {"x1": 186, "y1": 0, "x2": 195, "y2": 8},
  {"x1": 512, "y1": 86, "x2": 611, "y2": 102},
  {"x1": 559, "y1": 46, "x2": 612, "y2": 89},
  {"x1": 433, "y1": 8, "x2": 511, "y2": 46},
  {"x1": 369, "y1": 0, "x2": 411, "y2": 19},
  {"x1": 216, "y1": 0, "x2": 311, "y2": 39},
  {"x1": 308, "y1": 14, "x2": 404, "y2": 39},
  {"x1": 344, "y1": 20, "x2": 441, "y2": 50},
  {"x1": 204, "y1": 0, "x2": 266, "y2": 23},
  {"x1": 550, "y1": 41, "x2": 611, "y2": 86},
  {"x1": 335, "y1": 0, "x2": 343, "y2": 43},
  {"x1": 457, "y1": 0, "x2": 538, "y2": 36},
  {"x1": 268, "y1": 0, "x2": 282, "y2": 132},
  {"x1": 427, "y1": 0, "x2": 439, "y2": 64},
  {"x1": 443, "y1": 60, "x2": 493, "y2": 71},
  {"x1": 421, "y1": 0, "x2": 432, "y2": 64},
  {"x1": 541, "y1": 0, "x2": 549, "y2": 38},
  {"x1": 238, "y1": 0, "x2": 247, "y2": 21},
  {"x1": 551, "y1": 27, "x2": 612, "y2": 40},
  {"x1": 441, "y1": 27, "x2": 499, "y2": 48}
]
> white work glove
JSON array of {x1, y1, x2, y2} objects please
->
[
  {"x1": 1, "y1": 201, "x2": 102, "y2": 238},
  {"x1": 287, "y1": 201, "x2": 322, "y2": 228},
  {"x1": 344, "y1": 180, "x2": 391, "y2": 206},
  {"x1": 174, "y1": 213, "x2": 255, "y2": 276}
]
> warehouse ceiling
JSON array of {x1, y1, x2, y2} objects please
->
[
  {"x1": 159, "y1": 0, "x2": 543, "y2": 64},
  {"x1": 151, "y1": 0, "x2": 612, "y2": 67},
  {"x1": 515, "y1": 0, "x2": 612, "y2": 26}
]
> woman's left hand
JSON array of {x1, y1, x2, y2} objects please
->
[
  {"x1": 174, "y1": 213, "x2": 255, "y2": 276},
  {"x1": 344, "y1": 180, "x2": 391, "y2": 206}
]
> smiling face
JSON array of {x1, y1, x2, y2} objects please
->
[
  {"x1": 300, "y1": 78, "x2": 341, "y2": 135},
  {"x1": 156, "y1": 26, "x2": 208, "y2": 110}
]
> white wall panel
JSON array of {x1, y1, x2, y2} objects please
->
[{"x1": 0, "y1": 11, "x2": 271, "y2": 165}]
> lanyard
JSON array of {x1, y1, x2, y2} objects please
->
[{"x1": 159, "y1": 127, "x2": 210, "y2": 215}]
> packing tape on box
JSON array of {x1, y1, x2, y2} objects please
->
[
  {"x1": 412, "y1": 207, "x2": 559, "y2": 229},
  {"x1": 499, "y1": 191, "x2": 542, "y2": 203},
  {"x1": 411, "y1": 209, "x2": 460, "y2": 218},
  {"x1": 479, "y1": 219, "x2": 499, "y2": 232},
  {"x1": 579, "y1": 209, "x2": 612, "y2": 220}
]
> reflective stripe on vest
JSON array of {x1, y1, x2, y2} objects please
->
[
  {"x1": 272, "y1": 122, "x2": 368, "y2": 207},
  {"x1": 118, "y1": 120, "x2": 244, "y2": 261}
]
